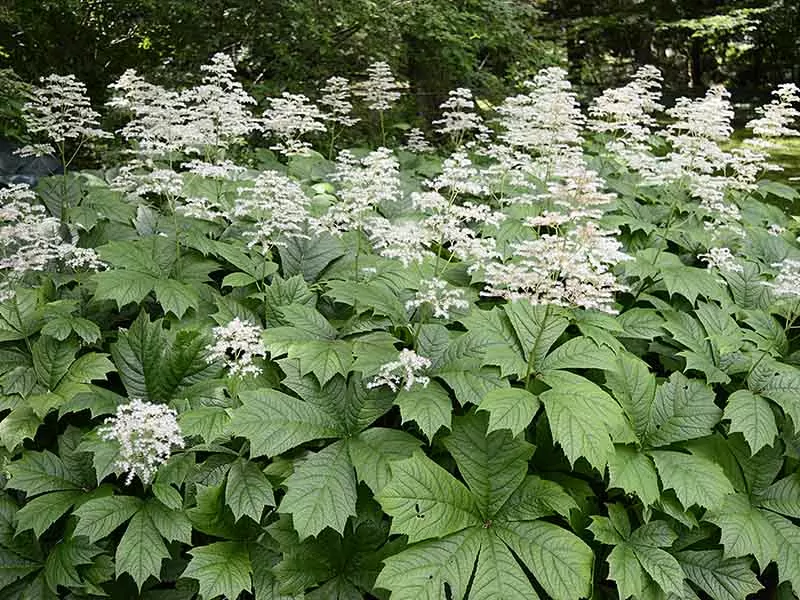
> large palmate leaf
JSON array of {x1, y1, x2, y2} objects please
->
[
  {"x1": 644, "y1": 372, "x2": 721, "y2": 447},
  {"x1": 503, "y1": 302, "x2": 569, "y2": 375},
  {"x1": 477, "y1": 387, "x2": 540, "y2": 437},
  {"x1": 650, "y1": 451, "x2": 734, "y2": 510},
  {"x1": 395, "y1": 380, "x2": 453, "y2": 441},
  {"x1": 607, "y1": 445, "x2": 660, "y2": 506},
  {"x1": 677, "y1": 550, "x2": 763, "y2": 600},
  {"x1": 723, "y1": 390, "x2": 778, "y2": 454},
  {"x1": 705, "y1": 494, "x2": 778, "y2": 570},
  {"x1": 376, "y1": 415, "x2": 593, "y2": 600},
  {"x1": 226, "y1": 458, "x2": 276, "y2": 523},
  {"x1": 347, "y1": 427, "x2": 421, "y2": 494}
]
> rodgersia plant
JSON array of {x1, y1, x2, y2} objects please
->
[{"x1": 6, "y1": 59, "x2": 800, "y2": 600}]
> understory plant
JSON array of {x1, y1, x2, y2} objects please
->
[{"x1": 1, "y1": 56, "x2": 800, "y2": 599}]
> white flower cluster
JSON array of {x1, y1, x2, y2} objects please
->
[
  {"x1": 746, "y1": 83, "x2": 800, "y2": 140},
  {"x1": 319, "y1": 147, "x2": 401, "y2": 235},
  {"x1": 205, "y1": 317, "x2": 267, "y2": 377},
  {"x1": 98, "y1": 398, "x2": 184, "y2": 485},
  {"x1": 481, "y1": 222, "x2": 631, "y2": 313},
  {"x1": 766, "y1": 259, "x2": 800, "y2": 299},
  {"x1": 0, "y1": 184, "x2": 104, "y2": 300},
  {"x1": 406, "y1": 278, "x2": 470, "y2": 319},
  {"x1": 433, "y1": 88, "x2": 485, "y2": 140},
  {"x1": 320, "y1": 76, "x2": 359, "y2": 128},
  {"x1": 404, "y1": 128, "x2": 434, "y2": 153},
  {"x1": 367, "y1": 349, "x2": 432, "y2": 392},
  {"x1": 262, "y1": 92, "x2": 327, "y2": 155},
  {"x1": 698, "y1": 247, "x2": 743, "y2": 273},
  {"x1": 234, "y1": 170, "x2": 313, "y2": 251},
  {"x1": 354, "y1": 61, "x2": 408, "y2": 112},
  {"x1": 20, "y1": 74, "x2": 110, "y2": 157},
  {"x1": 588, "y1": 65, "x2": 663, "y2": 142}
]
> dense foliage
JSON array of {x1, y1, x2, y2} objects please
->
[{"x1": 2, "y1": 55, "x2": 800, "y2": 600}]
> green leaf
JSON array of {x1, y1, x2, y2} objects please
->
[
  {"x1": 705, "y1": 494, "x2": 777, "y2": 570},
  {"x1": 747, "y1": 357, "x2": 800, "y2": 425},
  {"x1": 651, "y1": 451, "x2": 734, "y2": 510},
  {"x1": 6, "y1": 450, "x2": 80, "y2": 496},
  {"x1": 503, "y1": 302, "x2": 569, "y2": 374},
  {"x1": 677, "y1": 550, "x2": 763, "y2": 600},
  {"x1": 44, "y1": 537, "x2": 101, "y2": 593},
  {"x1": 0, "y1": 406, "x2": 42, "y2": 452},
  {"x1": 497, "y1": 475, "x2": 578, "y2": 522},
  {"x1": 607, "y1": 445, "x2": 660, "y2": 507},
  {"x1": 394, "y1": 380, "x2": 452, "y2": 441},
  {"x1": 183, "y1": 541, "x2": 253, "y2": 600},
  {"x1": 539, "y1": 336, "x2": 618, "y2": 372},
  {"x1": 228, "y1": 389, "x2": 343, "y2": 458},
  {"x1": 605, "y1": 353, "x2": 656, "y2": 440},
  {"x1": 436, "y1": 366, "x2": 509, "y2": 407},
  {"x1": 0, "y1": 546, "x2": 40, "y2": 590},
  {"x1": 347, "y1": 428, "x2": 421, "y2": 494},
  {"x1": 443, "y1": 413, "x2": 534, "y2": 518},
  {"x1": 116, "y1": 510, "x2": 170, "y2": 590},
  {"x1": 757, "y1": 473, "x2": 800, "y2": 518},
  {"x1": 471, "y1": 531, "x2": 539, "y2": 599},
  {"x1": 0, "y1": 288, "x2": 42, "y2": 342},
  {"x1": 226, "y1": 458, "x2": 275, "y2": 523},
  {"x1": 724, "y1": 390, "x2": 777, "y2": 454},
  {"x1": 496, "y1": 520, "x2": 594, "y2": 600},
  {"x1": 540, "y1": 370, "x2": 631, "y2": 470},
  {"x1": 32, "y1": 336, "x2": 77, "y2": 391},
  {"x1": 375, "y1": 527, "x2": 482, "y2": 600},
  {"x1": 377, "y1": 450, "x2": 481, "y2": 543},
  {"x1": 607, "y1": 542, "x2": 646, "y2": 600},
  {"x1": 645, "y1": 372, "x2": 721, "y2": 447},
  {"x1": 144, "y1": 498, "x2": 192, "y2": 544},
  {"x1": 73, "y1": 495, "x2": 143, "y2": 543},
  {"x1": 152, "y1": 278, "x2": 201, "y2": 318},
  {"x1": 477, "y1": 387, "x2": 540, "y2": 437},
  {"x1": 15, "y1": 490, "x2": 82, "y2": 537},
  {"x1": 281, "y1": 440, "x2": 357, "y2": 539},
  {"x1": 762, "y1": 512, "x2": 800, "y2": 593},
  {"x1": 460, "y1": 307, "x2": 527, "y2": 378},
  {"x1": 285, "y1": 340, "x2": 353, "y2": 386},
  {"x1": 660, "y1": 264, "x2": 728, "y2": 305},
  {"x1": 278, "y1": 231, "x2": 344, "y2": 282},
  {"x1": 179, "y1": 406, "x2": 231, "y2": 444},
  {"x1": 110, "y1": 311, "x2": 166, "y2": 401},
  {"x1": 93, "y1": 269, "x2": 158, "y2": 309},
  {"x1": 631, "y1": 544, "x2": 685, "y2": 597}
]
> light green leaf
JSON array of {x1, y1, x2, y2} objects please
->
[
  {"x1": 443, "y1": 413, "x2": 534, "y2": 518},
  {"x1": 347, "y1": 428, "x2": 421, "y2": 494},
  {"x1": 93, "y1": 270, "x2": 158, "y2": 309},
  {"x1": 377, "y1": 450, "x2": 481, "y2": 543},
  {"x1": 226, "y1": 458, "x2": 275, "y2": 523},
  {"x1": 375, "y1": 527, "x2": 482, "y2": 600},
  {"x1": 278, "y1": 230, "x2": 344, "y2": 282},
  {"x1": 496, "y1": 520, "x2": 593, "y2": 600},
  {"x1": 281, "y1": 440, "x2": 357, "y2": 539},
  {"x1": 747, "y1": 357, "x2": 800, "y2": 425},
  {"x1": 607, "y1": 445, "x2": 660, "y2": 506},
  {"x1": 285, "y1": 340, "x2": 353, "y2": 386},
  {"x1": 32, "y1": 336, "x2": 77, "y2": 391},
  {"x1": 724, "y1": 390, "x2": 777, "y2": 454},
  {"x1": 757, "y1": 473, "x2": 800, "y2": 518},
  {"x1": 645, "y1": 372, "x2": 721, "y2": 447},
  {"x1": 651, "y1": 451, "x2": 734, "y2": 510},
  {"x1": 0, "y1": 406, "x2": 41, "y2": 452},
  {"x1": 144, "y1": 498, "x2": 192, "y2": 545},
  {"x1": 179, "y1": 406, "x2": 231, "y2": 444},
  {"x1": 460, "y1": 307, "x2": 527, "y2": 378},
  {"x1": 15, "y1": 490, "x2": 83, "y2": 537},
  {"x1": 471, "y1": 531, "x2": 539, "y2": 599},
  {"x1": 539, "y1": 336, "x2": 618, "y2": 372},
  {"x1": 589, "y1": 517, "x2": 626, "y2": 546},
  {"x1": 605, "y1": 353, "x2": 656, "y2": 440},
  {"x1": 503, "y1": 302, "x2": 569, "y2": 373},
  {"x1": 477, "y1": 387, "x2": 540, "y2": 437},
  {"x1": 497, "y1": 475, "x2": 578, "y2": 522},
  {"x1": 631, "y1": 544, "x2": 685, "y2": 597},
  {"x1": 677, "y1": 550, "x2": 763, "y2": 600},
  {"x1": 540, "y1": 370, "x2": 631, "y2": 470},
  {"x1": 116, "y1": 510, "x2": 169, "y2": 590},
  {"x1": 73, "y1": 495, "x2": 143, "y2": 543},
  {"x1": 152, "y1": 278, "x2": 201, "y2": 318},
  {"x1": 395, "y1": 380, "x2": 452, "y2": 441},
  {"x1": 607, "y1": 542, "x2": 646, "y2": 600},
  {"x1": 705, "y1": 493, "x2": 777, "y2": 570},
  {"x1": 228, "y1": 389, "x2": 343, "y2": 458},
  {"x1": 183, "y1": 541, "x2": 253, "y2": 600},
  {"x1": 763, "y1": 511, "x2": 800, "y2": 593}
]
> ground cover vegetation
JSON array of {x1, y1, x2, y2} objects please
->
[{"x1": 2, "y1": 46, "x2": 800, "y2": 600}]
